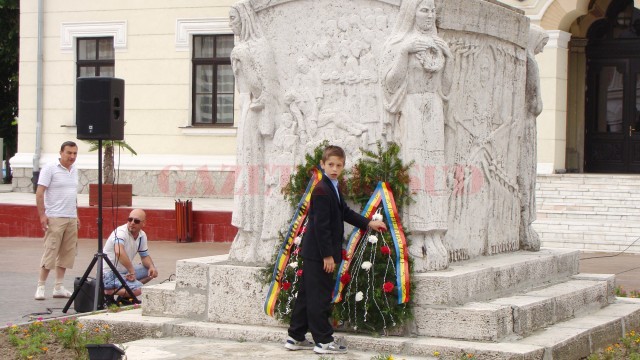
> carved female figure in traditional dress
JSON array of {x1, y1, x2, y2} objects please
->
[
  {"x1": 380, "y1": 0, "x2": 452, "y2": 271},
  {"x1": 519, "y1": 25, "x2": 548, "y2": 251},
  {"x1": 228, "y1": 0, "x2": 280, "y2": 263}
]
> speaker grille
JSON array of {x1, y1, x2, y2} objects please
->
[{"x1": 76, "y1": 77, "x2": 125, "y2": 140}]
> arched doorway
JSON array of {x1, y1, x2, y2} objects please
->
[{"x1": 585, "y1": 0, "x2": 640, "y2": 172}]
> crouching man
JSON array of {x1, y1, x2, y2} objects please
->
[{"x1": 103, "y1": 209, "x2": 158, "y2": 297}]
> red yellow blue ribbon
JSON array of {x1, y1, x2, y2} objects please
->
[
  {"x1": 332, "y1": 181, "x2": 410, "y2": 304},
  {"x1": 380, "y1": 182, "x2": 410, "y2": 304},
  {"x1": 264, "y1": 167, "x2": 323, "y2": 316}
]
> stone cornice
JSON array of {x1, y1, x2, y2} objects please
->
[
  {"x1": 60, "y1": 21, "x2": 127, "y2": 53},
  {"x1": 546, "y1": 30, "x2": 572, "y2": 49},
  {"x1": 175, "y1": 18, "x2": 232, "y2": 51}
]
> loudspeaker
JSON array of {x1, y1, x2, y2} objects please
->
[
  {"x1": 73, "y1": 276, "x2": 102, "y2": 313},
  {"x1": 76, "y1": 77, "x2": 125, "y2": 140}
]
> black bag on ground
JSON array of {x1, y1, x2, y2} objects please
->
[{"x1": 73, "y1": 277, "x2": 100, "y2": 313}]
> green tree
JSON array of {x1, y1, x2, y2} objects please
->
[
  {"x1": 85, "y1": 140, "x2": 137, "y2": 184},
  {"x1": 0, "y1": 0, "x2": 19, "y2": 183}
]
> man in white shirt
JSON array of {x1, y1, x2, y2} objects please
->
[
  {"x1": 35, "y1": 141, "x2": 81, "y2": 300},
  {"x1": 103, "y1": 209, "x2": 158, "y2": 297}
]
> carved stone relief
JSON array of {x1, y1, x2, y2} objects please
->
[{"x1": 227, "y1": 0, "x2": 535, "y2": 270}]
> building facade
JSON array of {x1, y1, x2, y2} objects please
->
[{"x1": 12, "y1": 0, "x2": 640, "y2": 197}]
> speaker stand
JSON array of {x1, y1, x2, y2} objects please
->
[{"x1": 63, "y1": 139, "x2": 139, "y2": 313}]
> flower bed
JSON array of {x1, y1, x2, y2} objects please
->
[
  {"x1": 1, "y1": 304, "x2": 137, "y2": 360},
  {"x1": 1, "y1": 317, "x2": 115, "y2": 360}
]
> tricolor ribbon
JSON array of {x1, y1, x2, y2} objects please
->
[
  {"x1": 264, "y1": 167, "x2": 323, "y2": 316},
  {"x1": 332, "y1": 182, "x2": 410, "y2": 304}
]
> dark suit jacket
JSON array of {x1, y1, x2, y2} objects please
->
[{"x1": 301, "y1": 175, "x2": 370, "y2": 263}]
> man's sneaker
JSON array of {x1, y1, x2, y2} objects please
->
[
  {"x1": 284, "y1": 336, "x2": 314, "y2": 351},
  {"x1": 34, "y1": 285, "x2": 45, "y2": 300},
  {"x1": 52, "y1": 286, "x2": 72, "y2": 298},
  {"x1": 314, "y1": 341, "x2": 347, "y2": 354}
]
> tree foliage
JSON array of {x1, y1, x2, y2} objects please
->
[
  {"x1": 0, "y1": 0, "x2": 19, "y2": 183},
  {"x1": 84, "y1": 140, "x2": 138, "y2": 184}
]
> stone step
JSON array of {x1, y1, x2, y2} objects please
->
[
  {"x1": 536, "y1": 192, "x2": 640, "y2": 204},
  {"x1": 537, "y1": 174, "x2": 640, "y2": 185},
  {"x1": 144, "y1": 251, "x2": 581, "y2": 329},
  {"x1": 80, "y1": 298, "x2": 640, "y2": 360},
  {"x1": 536, "y1": 209, "x2": 640, "y2": 221},
  {"x1": 537, "y1": 191, "x2": 640, "y2": 202},
  {"x1": 412, "y1": 249, "x2": 580, "y2": 307},
  {"x1": 537, "y1": 200, "x2": 640, "y2": 211},
  {"x1": 512, "y1": 299, "x2": 640, "y2": 359},
  {"x1": 175, "y1": 256, "x2": 221, "y2": 291},
  {"x1": 413, "y1": 275, "x2": 614, "y2": 342},
  {"x1": 535, "y1": 230, "x2": 640, "y2": 253},
  {"x1": 536, "y1": 184, "x2": 638, "y2": 198},
  {"x1": 533, "y1": 218, "x2": 640, "y2": 234}
]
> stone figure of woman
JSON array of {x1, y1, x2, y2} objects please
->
[
  {"x1": 380, "y1": 0, "x2": 453, "y2": 271},
  {"x1": 519, "y1": 25, "x2": 548, "y2": 251},
  {"x1": 228, "y1": 0, "x2": 281, "y2": 263}
]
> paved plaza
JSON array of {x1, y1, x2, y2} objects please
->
[
  {"x1": 2, "y1": 235, "x2": 640, "y2": 358},
  {"x1": 2, "y1": 184, "x2": 640, "y2": 358}
]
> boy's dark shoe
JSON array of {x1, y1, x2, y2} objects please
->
[
  {"x1": 284, "y1": 336, "x2": 314, "y2": 351},
  {"x1": 314, "y1": 341, "x2": 347, "y2": 354}
]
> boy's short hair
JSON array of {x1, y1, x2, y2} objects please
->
[{"x1": 322, "y1": 145, "x2": 346, "y2": 162}]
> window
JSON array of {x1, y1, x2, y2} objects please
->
[
  {"x1": 192, "y1": 35, "x2": 234, "y2": 126},
  {"x1": 77, "y1": 38, "x2": 115, "y2": 77}
]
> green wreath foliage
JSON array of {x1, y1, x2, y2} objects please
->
[
  {"x1": 345, "y1": 142, "x2": 413, "y2": 212},
  {"x1": 282, "y1": 141, "x2": 328, "y2": 207},
  {"x1": 336, "y1": 142, "x2": 414, "y2": 334}
]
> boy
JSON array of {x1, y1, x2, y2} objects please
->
[{"x1": 285, "y1": 145, "x2": 387, "y2": 354}]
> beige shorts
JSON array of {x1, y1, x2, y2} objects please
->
[{"x1": 40, "y1": 217, "x2": 78, "y2": 270}]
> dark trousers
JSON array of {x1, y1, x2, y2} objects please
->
[{"x1": 287, "y1": 258, "x2": 334, "y2": 344}]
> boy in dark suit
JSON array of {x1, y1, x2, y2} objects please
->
[{"x1": 284, "y1": 145, "x2": 387, "y2": 354}]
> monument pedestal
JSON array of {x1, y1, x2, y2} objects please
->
[{"x1": 135, "y1": 248, "x2": 640, "y2": 359}]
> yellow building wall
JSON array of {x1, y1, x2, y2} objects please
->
[{"x1": 16, "y1": 0, "x2": 238, "y2": 174}]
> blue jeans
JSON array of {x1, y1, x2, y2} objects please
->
[{"x1": 103, "y1": 264, "x2": 148, "y2": 291}]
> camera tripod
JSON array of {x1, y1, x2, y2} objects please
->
[{"x1": 63, "y1": 139, "x2": 139, "y2": 313}]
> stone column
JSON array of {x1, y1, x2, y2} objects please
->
[
  {"x1": 566, "y1": 38, "x2": 587, "y2": 173},
  {"x1": 535, "y1": 30, "x2": 571, "y2": 174}
]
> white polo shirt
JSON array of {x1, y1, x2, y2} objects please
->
[
  {"x1": 37, "y1": 160, "x2": 78, "y2": 218},
  {"x1": 103, "y1": 224, "x2": 150, "y2": 274}
]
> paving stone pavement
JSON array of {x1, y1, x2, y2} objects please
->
[
  {"x1": 0, "y1": 237, "x2": 230, "y2": 326},
  {"x1": 123, "y1": 337, "x2": 433, "y2": 359},
  {"x1": 2, "y1": 234, "x2": 640, "y2": 359}
]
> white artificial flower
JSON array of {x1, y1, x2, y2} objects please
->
[
  {"x1": 368, "y1": 235, "x2": 378, "y2": 244},
  {"x1": 294, "y1": 236, "x2": 302, "y2": 245},
  {"x1": 289, "y1": 261, "x2": 298, "y2": 269},
  {"x1": 355, "y1": 291, "x2": 364, "y2": 302},
  {"x1": 372, "y1": 213, "x2": 383, "y2": 222},
  {"x1": 361, "y1": 261, "x2": 373, "y2": 271}
]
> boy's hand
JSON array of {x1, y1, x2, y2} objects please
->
[
  {"x1": 369, "y1": 220, "x2": 388, "y2": 232},
  {"x1": 323, "y1": 256, "x2": 336, "y2": 273}
]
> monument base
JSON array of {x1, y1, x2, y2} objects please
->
[
  {"x1": 138, "y1": 248, "x2": 640, "y2": 355},
  {"x1": 86, "y1": 247, "x2": 640, "y2": 359}
]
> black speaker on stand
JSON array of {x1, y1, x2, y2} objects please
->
[
  {"x1": 63, "y1": 77, "x2": 139, "y2": 313},
  {"x1": 76, "y1": 77, "x2": 125, "y2": 140}
]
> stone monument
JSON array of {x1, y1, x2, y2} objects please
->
[
  {"x1": 140, "y1": 2, "x2": 640, "y2": 358},
  {"x1": 226, "y1": 0, "x2": 535, "y2": 271}
]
